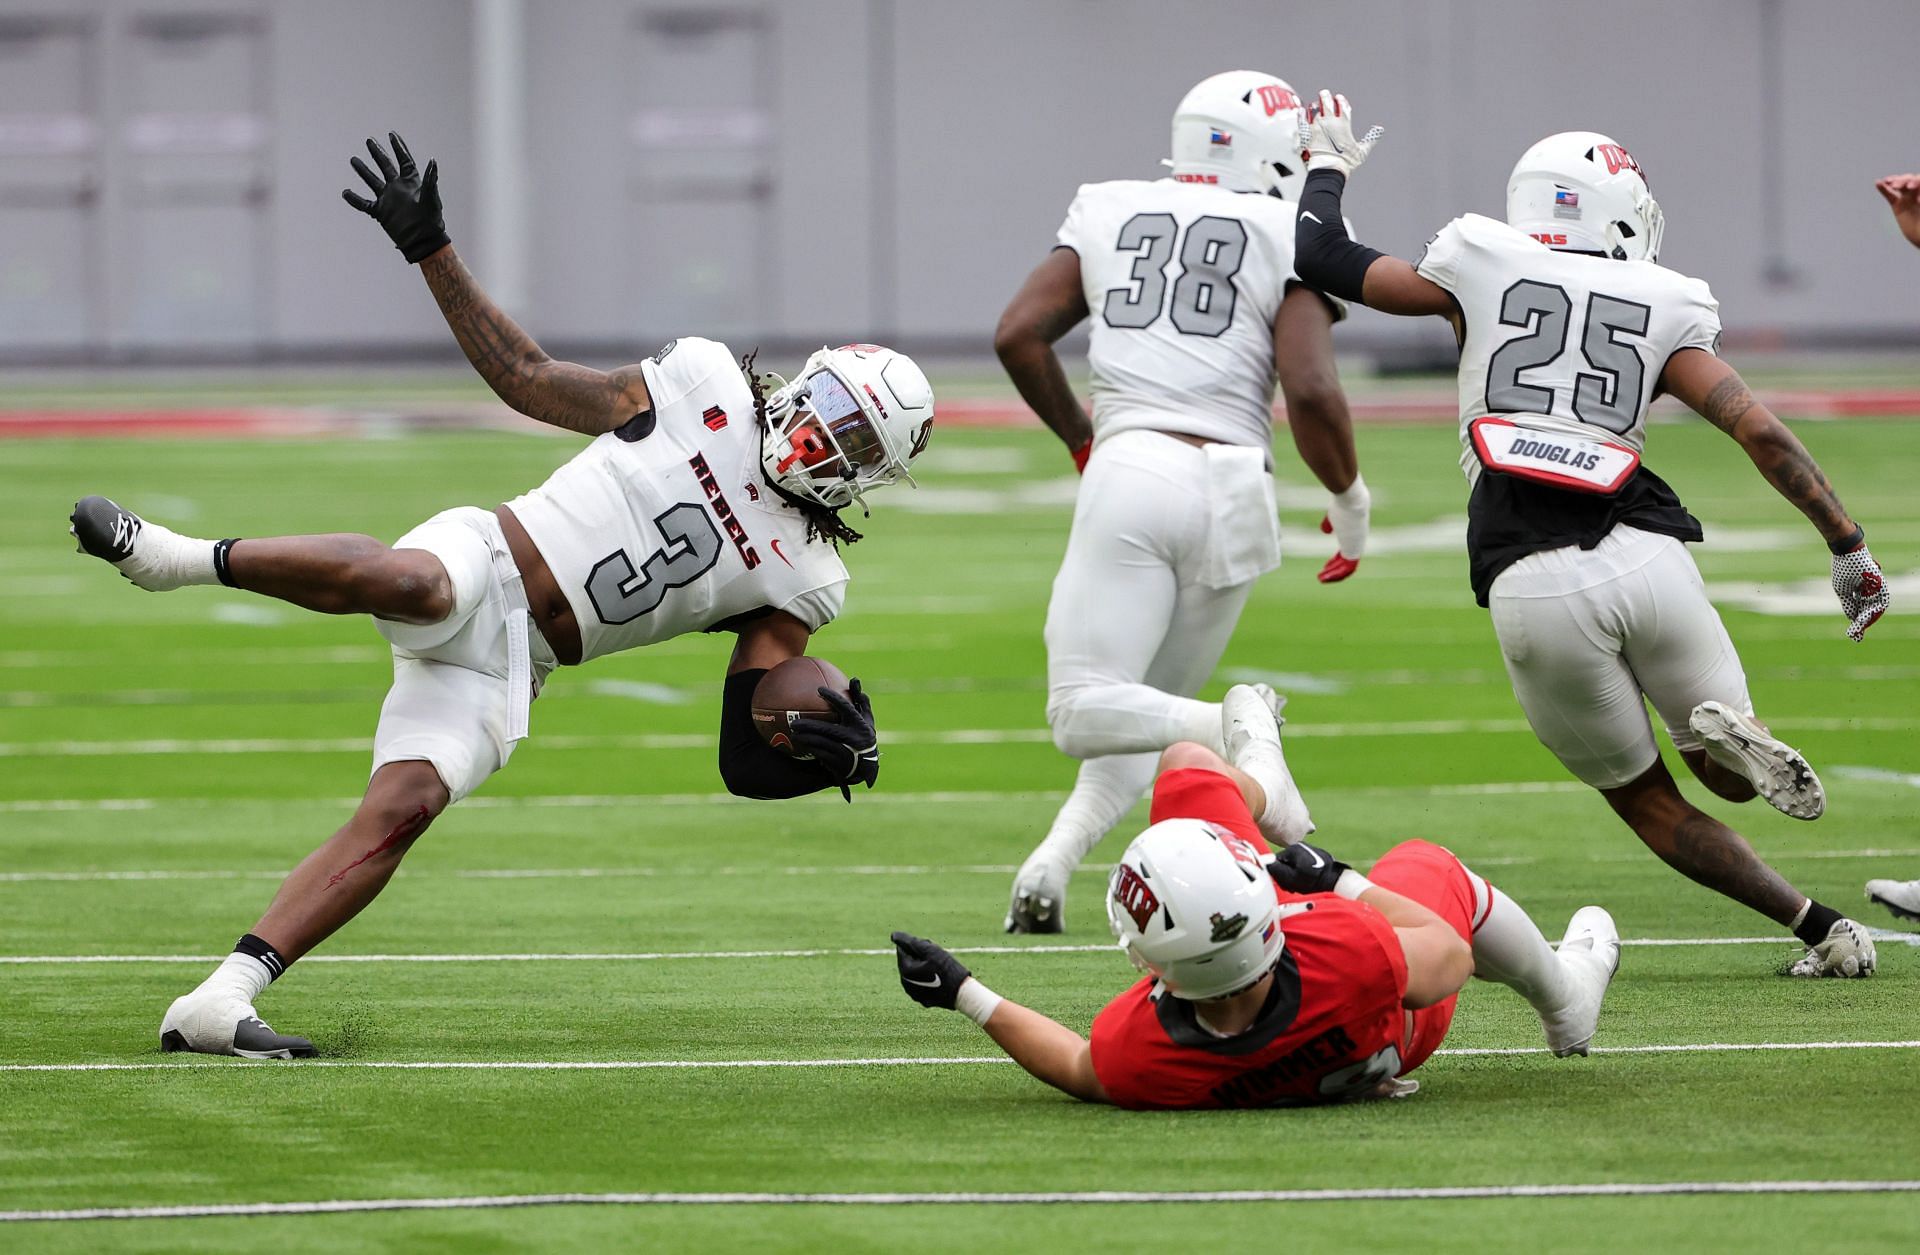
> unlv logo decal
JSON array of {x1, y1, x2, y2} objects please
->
[
  {"x1": 1594, "y1": 143, "x2": 1647, "y2": 182},
  {"x1": 1254, "y1": 84, "x2": 1300, "y2": 116},
  {"x1": 1112, "y1": 864, "x2": 1160, "y2": 932},
  {"x1": 702, "y1": 406, "x2": 728, "y2": 431},
  {"x1": 909, "y1": 419, "x2": 934, "y2": 459}
]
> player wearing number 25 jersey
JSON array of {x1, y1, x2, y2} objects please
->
[
  {"x1": 68, "y1": 132, "x2": 933, "y2": 1059},
  {"x1": 892, "y1": 688, "x2": 1619, "y2": 1108},
  {"x1": 996, "y1": 70, "x2": 1368, "y2": 937},
  {"x1": 1293, "y1": 93, "x2": 1884, "y2": 978}
]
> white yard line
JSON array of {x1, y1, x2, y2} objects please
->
[
  {"x1": 8, "y1": 845, "x2": 1918, "y2": 882},
  {"x1": 5, "y1": 1179, "x2": 1917, "y2": 1221},
  {"x1": 5, "y1": 1041, "x2": 1918, "y2": 1076},
  {"x1": 5, "y1": 930, "x2": 1916, "y2": 965}
]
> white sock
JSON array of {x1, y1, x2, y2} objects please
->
[
  {"x1": 1467, "y1": 875, "x2": 1573, "y2": 1015},
  {"x1": 121, "y1": 520, "x2": 221, "y2": 588},
  {"x1": 1032, "y1": 753, "x2": 1157, "y2": 870},
  {"x1": 1048, "y1": 686, "x2": 1225, "y2": 758},
  {"x1": 1237, "y1": 742, "x2": 1314, "y2": 844},
  {"x1": 196, "y1": 952, "x2": 274, "y2": 1006}
]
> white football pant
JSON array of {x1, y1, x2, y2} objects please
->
[
  {"x1": 1038, "y1": 430, "x2": 1281, "y2": 864},
  {"x1": 1488, "y1": 525, "x2": 1752, "y2": 790}
]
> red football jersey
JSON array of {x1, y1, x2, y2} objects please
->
[{"x1": 1087, "y1": 768, "x2": 1441, "y2": 1110}]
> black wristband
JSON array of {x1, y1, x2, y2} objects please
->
[
  {"x1": 1827, "y1": 526, "x2": 1865, "y2": 556},
  {"x1": 212, "y1": 538, "x2": 240, "y2": 588},
  {"x1": 1293, "y1": 169, "x2": 1384, "y2": 303}
]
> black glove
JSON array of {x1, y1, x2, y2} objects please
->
[
  {"x1": 891, "y1": 931, "x2": 971, "y2": 1010},
  {"x1": 341, "y1": 132, "x2": 450, "y2": 264},
  {"x1": 1266, "y1": 841, "x2": 1350, "y2": 896},
  {"x1": 790, "y1": 678, "x2": 879, "y2": 801}
]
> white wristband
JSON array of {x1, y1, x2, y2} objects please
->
[
  {"x1": 955, "y1": 977, "x2": 1004, "y2": 1027},
  {"x1": 1334, "y1": 869, "x2": 1374, "y2": 900}
]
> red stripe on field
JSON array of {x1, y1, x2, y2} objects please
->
[
  {"x1": 0, "y1": 410, "x2": 324, "y2": 438},
  {"x1": 4, "y1": 388, "x2": 1920, "y2": 439}
]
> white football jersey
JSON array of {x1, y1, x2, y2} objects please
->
[
  {"x1": 1417, "y1": 214, "x2": 1721, "y2": 482},
  {"x1": 506, "y1": 337, "x2": 848, "y2": 663},
  {"x1": 1057, "y1": 179, "x2": 1318, "y2": 452}
]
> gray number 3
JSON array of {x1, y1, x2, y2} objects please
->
[{"x1": 585, "y1": 502, "x2": 722, "y2": 626}]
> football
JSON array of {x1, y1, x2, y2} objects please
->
[{"x1": 751, "y1": 656, "x2": 850, "y2": 757}]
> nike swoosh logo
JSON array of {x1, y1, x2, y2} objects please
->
[
  {"x1": 770, "y1": 537, "x2": 793, "y2": 568},
  {"x1": 904, "y1": 974, "x2": 941, "y2": 989},
  {"x1": 1302, "y1": 847, "x2": 1327, "y2": 870},
  {"x1": 1301, "y1": 211, "x2": 1321, "y2": 224}
]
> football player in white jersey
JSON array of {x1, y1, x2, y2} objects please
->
[
  {"x1": 68, "y1": 133, "x2": 935, "y2": 1057},
  {"x1": 993, "y1": 71, "x2": 1366, "y2": 932},
  {"x1": 1292, "y1": 94, "x2": 1888, "y2": 977}
]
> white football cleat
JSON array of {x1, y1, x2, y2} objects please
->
[
  {"x1": 1222, "y1": 684, "x2": 1314, "y2": 844},
  {"x1": 71, "y1": 495, "x2": 210, "y2": 592},
  {"x1": 1005, "y1": 846, "x2": 1073, "y2": 934},
  {"x1": 1865, "y1": 878, "x2": 1920, "y2": 923},
  {"x1": 1787, "y1": 917, "x2": 1877, "y2": 978},
  {"x1": 1541, "y1": 905, "x2": 1620, "y2": 1057},
  {"x1": 1689, "y1": 701, "x2": 1824, "y2": 820},
  {"x1": 159, "y1": 988, "x2": 315, "y2": 1059}
]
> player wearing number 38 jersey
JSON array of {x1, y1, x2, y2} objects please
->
[
  {"x1": 68, "y1": 132, "x2": 934, "y2": 1059},
  {"x1": 1292, "y1": 93, "x2": 1885, "y2": 978},
  {"x1": 996, "y1": 71, "x2": 1368, "y2": 936}
]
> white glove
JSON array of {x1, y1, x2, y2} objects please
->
[
  {"x1": 1831, "y1": 543, "x2": 1889, "y2": 641},
  {"x1": 1300, "y1": 90, "x2": 1384, "y2": 177},
  {"x1": 1317, "y1": 474, "x2": 1370, "y2": 584}
]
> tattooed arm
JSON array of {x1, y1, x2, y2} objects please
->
[
  {"x1": 1660, "y1": 348, "x2": 1859, "y2": 545},
  {"x1": 418, "y1": 246, "x2": 650, "y2": 436}
]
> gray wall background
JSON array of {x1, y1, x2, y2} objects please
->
[{"x1": 3, "y1": 0, "x2": 1918, "y2": 362}]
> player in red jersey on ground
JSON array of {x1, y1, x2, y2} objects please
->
[{"x1": 892, "y1": 686, "x2": 1619, "y2": 1107}]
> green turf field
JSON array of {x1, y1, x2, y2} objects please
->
[{"x1": 2, "y1": 404, "x2": 1917, "y2": 1251}]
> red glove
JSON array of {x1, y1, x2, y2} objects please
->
[
  {"x1": 1070, "y1": 439, "x2": 1093, "y2": 474},
  {"x1": 1316, "y1": 514, "x2": 1360, "y2": 583}
]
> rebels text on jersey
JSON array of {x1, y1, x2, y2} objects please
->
[
  {"x1": 1056, "y1": 179, "x2": 1327, "y2": 453},
  {"x1": 506, "y1": 338, "x2": 847, "y2": 663}
]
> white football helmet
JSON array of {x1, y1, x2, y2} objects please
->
[
  {"x1": 1166, "y1": 70, "x2": 1308, "y2": 200},
  {"x1": 1507, "y1": 131, "x2": 1665, "y2": 262},
  {"x1": 1106, "y1": 817, "x2": 1291, "y2": 1001},
  {"x1": 760, "y1": 344, "x2": 934, "y2": 511}
]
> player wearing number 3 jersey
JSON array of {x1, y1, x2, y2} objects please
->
[
  {"x1": 995, "y1": 71, "x2": 1368, "y2": 935},
  {"x1": 68, "y1": 133, "x2": 934, "y2": 1058},
  {"x1": 1291, "y1": 93, "x2": 1883, "y2": 977},
  {"x1": 893, "y1": 688, "x2": 1620, "y2": 1108}
]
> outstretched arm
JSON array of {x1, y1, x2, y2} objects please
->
[
  {"x1": 1662, "y1": 348, "x2": 1888, "y2": 640},
  {"x1": 342, "y1": 132, "x2": 649, "y2": 436},
  {"x1": 994, "y1": 248, "x2": 1094, "y2": 470},
  {"x1": 892, "y1": 932, "x2": 1108, "y2": 1103},
  {"x1": 1290, "y1": 92, "x2": 1458, "y2": 320},
  {"x1": 1662, "y1": 349, "x2": 1857, "y2": 543},
  {"x1": 417, "y1": 248, "x2": 652, "y2": 436}
]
